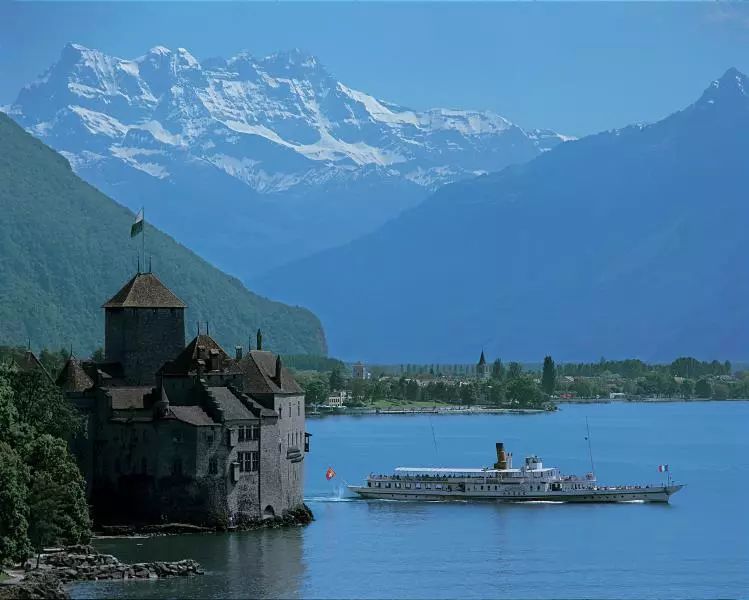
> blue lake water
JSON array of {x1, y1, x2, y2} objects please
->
[{"x1": 71, "y1": 402, "x2": 749, "y2": 599}]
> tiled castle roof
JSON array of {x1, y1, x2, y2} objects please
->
[
  {"x1": 103, "y1": 272, "x2": 185, "y2": 309},
  {"x1": 55, "y1": 356, "x2": 94, "y2": 393},
  {"x1": 158, "y1": 334, "x2": 239, "y2": 375},
  {"x1": 14, "y1": 350, "x2": 53, "y2": 382},
  {"x1": 239, "y1": 350, "x2": 303, "y2": 395}
]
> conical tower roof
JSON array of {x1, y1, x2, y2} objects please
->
[
  {"x1": 56, "y1": 355, "x2": 94, "y2": 393},
  {"x1": 103, "y1": 272, "x2": 185, "y2": 308},
  {"x1": 478, "y1": 350, "x2": 487, "y2": 366}
]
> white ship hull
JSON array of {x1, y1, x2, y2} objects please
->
[{"x1": 348, "y1": 484, "x2": 683, "y2": 503}]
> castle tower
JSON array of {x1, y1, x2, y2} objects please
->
[
  {"x1": 477, "y1": 350, "x2": 490, "y2": 380},
  {"x1": 103, "y1": 272, "x2": 186, "y2": 385}
]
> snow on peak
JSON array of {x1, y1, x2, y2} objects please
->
[
  {"x1": 698, "y1": 67, "x2": 749, "y2": 107},
  {"x1": 148, "y1": 45, "x2": 172, "y2": 56},
  {"x1": 176, "y1": 47, "x2": 200, "y2": 68},
  {"x1": 12, "y1": 42, "x2": 569, "y2": 190}
]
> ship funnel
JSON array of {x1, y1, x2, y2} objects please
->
[{"x1": 494, "y1": 442, "x2": 508, "y2": 470}]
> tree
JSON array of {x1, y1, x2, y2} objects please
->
[
  {"x1": 488, "y1": 384, "x2": 505, "y2": 406},
  {"x1": 679, "y1": 379, "x2": 693, "y2": 399},
  {"x1": 491, "y1": 359, "x2": 505, "y2": 381},
  {"x1": 506, "y1": 377, "x2": 544, "y2": 407},
  {"x1": 508, "y1": 362, "x2": 523, "y2": 380},
  {"x1": 460, "y1": 384, "x2": 477, "y2": 405},
  {"x1": 301, "y1": 377, "x2": 328, "y2": 406},
  {"x1": 541, "y1": 356, "x2": 556, "y2": 395},
  {"x1": 10, "y1": 371, "x2": 81, "y2": 440},
  {"x1": 0, "y1": 368, "x2": 90, "y2": 565},
  {"x1": 27, "y1": 474, "x2": 64, "y2": 567},
  {"x1": 405, "y1": 380, "x2": 420, "y2": 402},
  {"x1": 328, "y1": 366, "x2": 344, "y2": 392},
  {"x1": 25, "y1": 435, "x2": 90, "y2": 549},
  {"x1": 0, "y1": 441, "x2": 30, "y2": 565},
  {"x1": 694, "y1": 378, "x2": 712, "y2": 398}
]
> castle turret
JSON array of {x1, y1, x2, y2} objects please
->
[{"x1": 103, "y1": 272, "x2": 186, "y2": 385}]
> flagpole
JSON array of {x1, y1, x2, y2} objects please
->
[{"x1": 142, "y1": 207, "x2": 146, "y2": 273}]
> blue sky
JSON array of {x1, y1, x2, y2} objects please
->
[{"x1": 2, "y1": 2, "x2": 749, "y2": 136}]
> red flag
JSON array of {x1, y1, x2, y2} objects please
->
[{"x1": 325, "y1": 467, "x2": 336, "y2": 481}]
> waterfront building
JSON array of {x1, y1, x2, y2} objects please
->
[
  {"x1": 57, "y1": 271, "x2": 308, "y2": 526},
  {"x1": 327, "y1": 390, "x2": 351, "y2": 407}
]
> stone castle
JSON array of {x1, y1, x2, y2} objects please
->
[{"x1": 55, "y1": 271, "x2": 308, "y2": 526}]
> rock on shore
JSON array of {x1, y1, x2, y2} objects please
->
[
  {"x1": 0, "y1": 544, "x2": 205, "y2": 598},
  {"x1": 27, "y1": 545, "x2": 204, "y2": 582}
]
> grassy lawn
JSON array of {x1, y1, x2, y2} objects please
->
[{"x1": 0, "y1": 571, "x2": 9, "y2": 582}]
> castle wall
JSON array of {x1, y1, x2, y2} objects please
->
[
  {"x1": 105, "y1": 307, "x2": 185, "y2": 385},
  {"x1": 259, "y1": 414, "x2": 283, "y2": 517},
  {"x1": 254, "y1": 393, "x2": 306, "y2": 514}
]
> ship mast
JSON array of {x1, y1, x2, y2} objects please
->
[{"x1": 585, "y1": 417, "x2": 596, "y2": 479}]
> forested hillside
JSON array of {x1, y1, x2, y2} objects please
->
[{"x1": 0, "y1": 113, "x2": 327, "y2": 356}]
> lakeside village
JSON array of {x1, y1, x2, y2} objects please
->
[{"x1": 283, "y1": 354, "x2": 749, "y2": 413}]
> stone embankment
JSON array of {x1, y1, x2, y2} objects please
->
[
  {"x1": 0, "y1": 545, "x2": 204, "y2": 599},
  {"x1": 32, "y1": 545, "x2": 203, "y2": 581},
  {"x1": 97, "y1": 503, "x2": 314, "y2": 536}
]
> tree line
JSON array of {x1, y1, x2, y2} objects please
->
[{"x1": 0, "y1": 364, "x2": 90, "y2": 566}]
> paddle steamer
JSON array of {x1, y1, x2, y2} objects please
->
[{"x1": 348, "y1": 442, "x2": 683, "y2": 503}]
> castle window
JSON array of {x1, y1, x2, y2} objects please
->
[
  {"x1": 209, "y1": 457, "x2": 218, "y2": 475},
  {"x1": 238, "y1": 451, "x2": 258, "y2": 473},
  {"x1": 249, "y1": 424, "x2": 259, "y2": 440},
  {"x1": 288, "y1": 404, "x2": 291, "y2": 417},
  {"x1": 298, "y1": 402, "x2": 300, "y2": 416}
]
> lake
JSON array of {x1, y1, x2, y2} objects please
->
[{"x1": 71, "y1": 402, "x2": 749, "y2": 599}]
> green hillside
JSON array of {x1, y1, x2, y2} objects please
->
[{"x1": 0, "y1": 113, "x2": 327, "y2": 356}]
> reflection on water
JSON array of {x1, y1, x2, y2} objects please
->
[{"x1": 71, "y1": 528, "x2": 305, "y2": 600}]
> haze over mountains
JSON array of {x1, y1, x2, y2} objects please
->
[
  {"x1": 256, "y1": 68, "x2": 749, "y2": 363},
  {"x1": 0, "y1": 113, "x2": 326, "y2": 357},
  {"x1": 8, "y1": 43, "x2": 567, "y2": 278}
]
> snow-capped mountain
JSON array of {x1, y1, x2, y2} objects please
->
[{"x1": 8, "y1": 43, "x2": 569, "y2": 277}]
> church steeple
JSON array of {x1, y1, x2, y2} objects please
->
[{"x1": 477, "y1": 350, "x2": 490, "y2": 380}]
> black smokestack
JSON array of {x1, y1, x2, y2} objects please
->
[{"x1": 494, "y1": 442, "x2": 507, "y2": 470}]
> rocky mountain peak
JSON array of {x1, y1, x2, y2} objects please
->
[{"x1": 696, "y1": 67, "x2": 748, "y2": 109}]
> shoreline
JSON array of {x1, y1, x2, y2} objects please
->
[
  {"x1": 308, "y1": 406, "x2": 549, "y2": 417},
  {"x1": 307, "y1": 397, "x2": 748, "y2": 417}
]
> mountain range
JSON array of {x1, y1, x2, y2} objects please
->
[
  {"x1": 7, "y1": 43, "x2": 568, "y2": 278},
  {"x1": 255, "y1": 68, "x2": 749, "y2": 363},
  {"x1": 0, "y1": 112, "x2": 326, "y2": 357}
]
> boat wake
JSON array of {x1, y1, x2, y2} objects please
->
[{"x1": 305, "y1": 496, "x2": 358, "y2": 503}]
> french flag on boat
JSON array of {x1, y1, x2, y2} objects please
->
[{"x1": 658, "y1": 464, "x2": 669, "y2": 472}]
